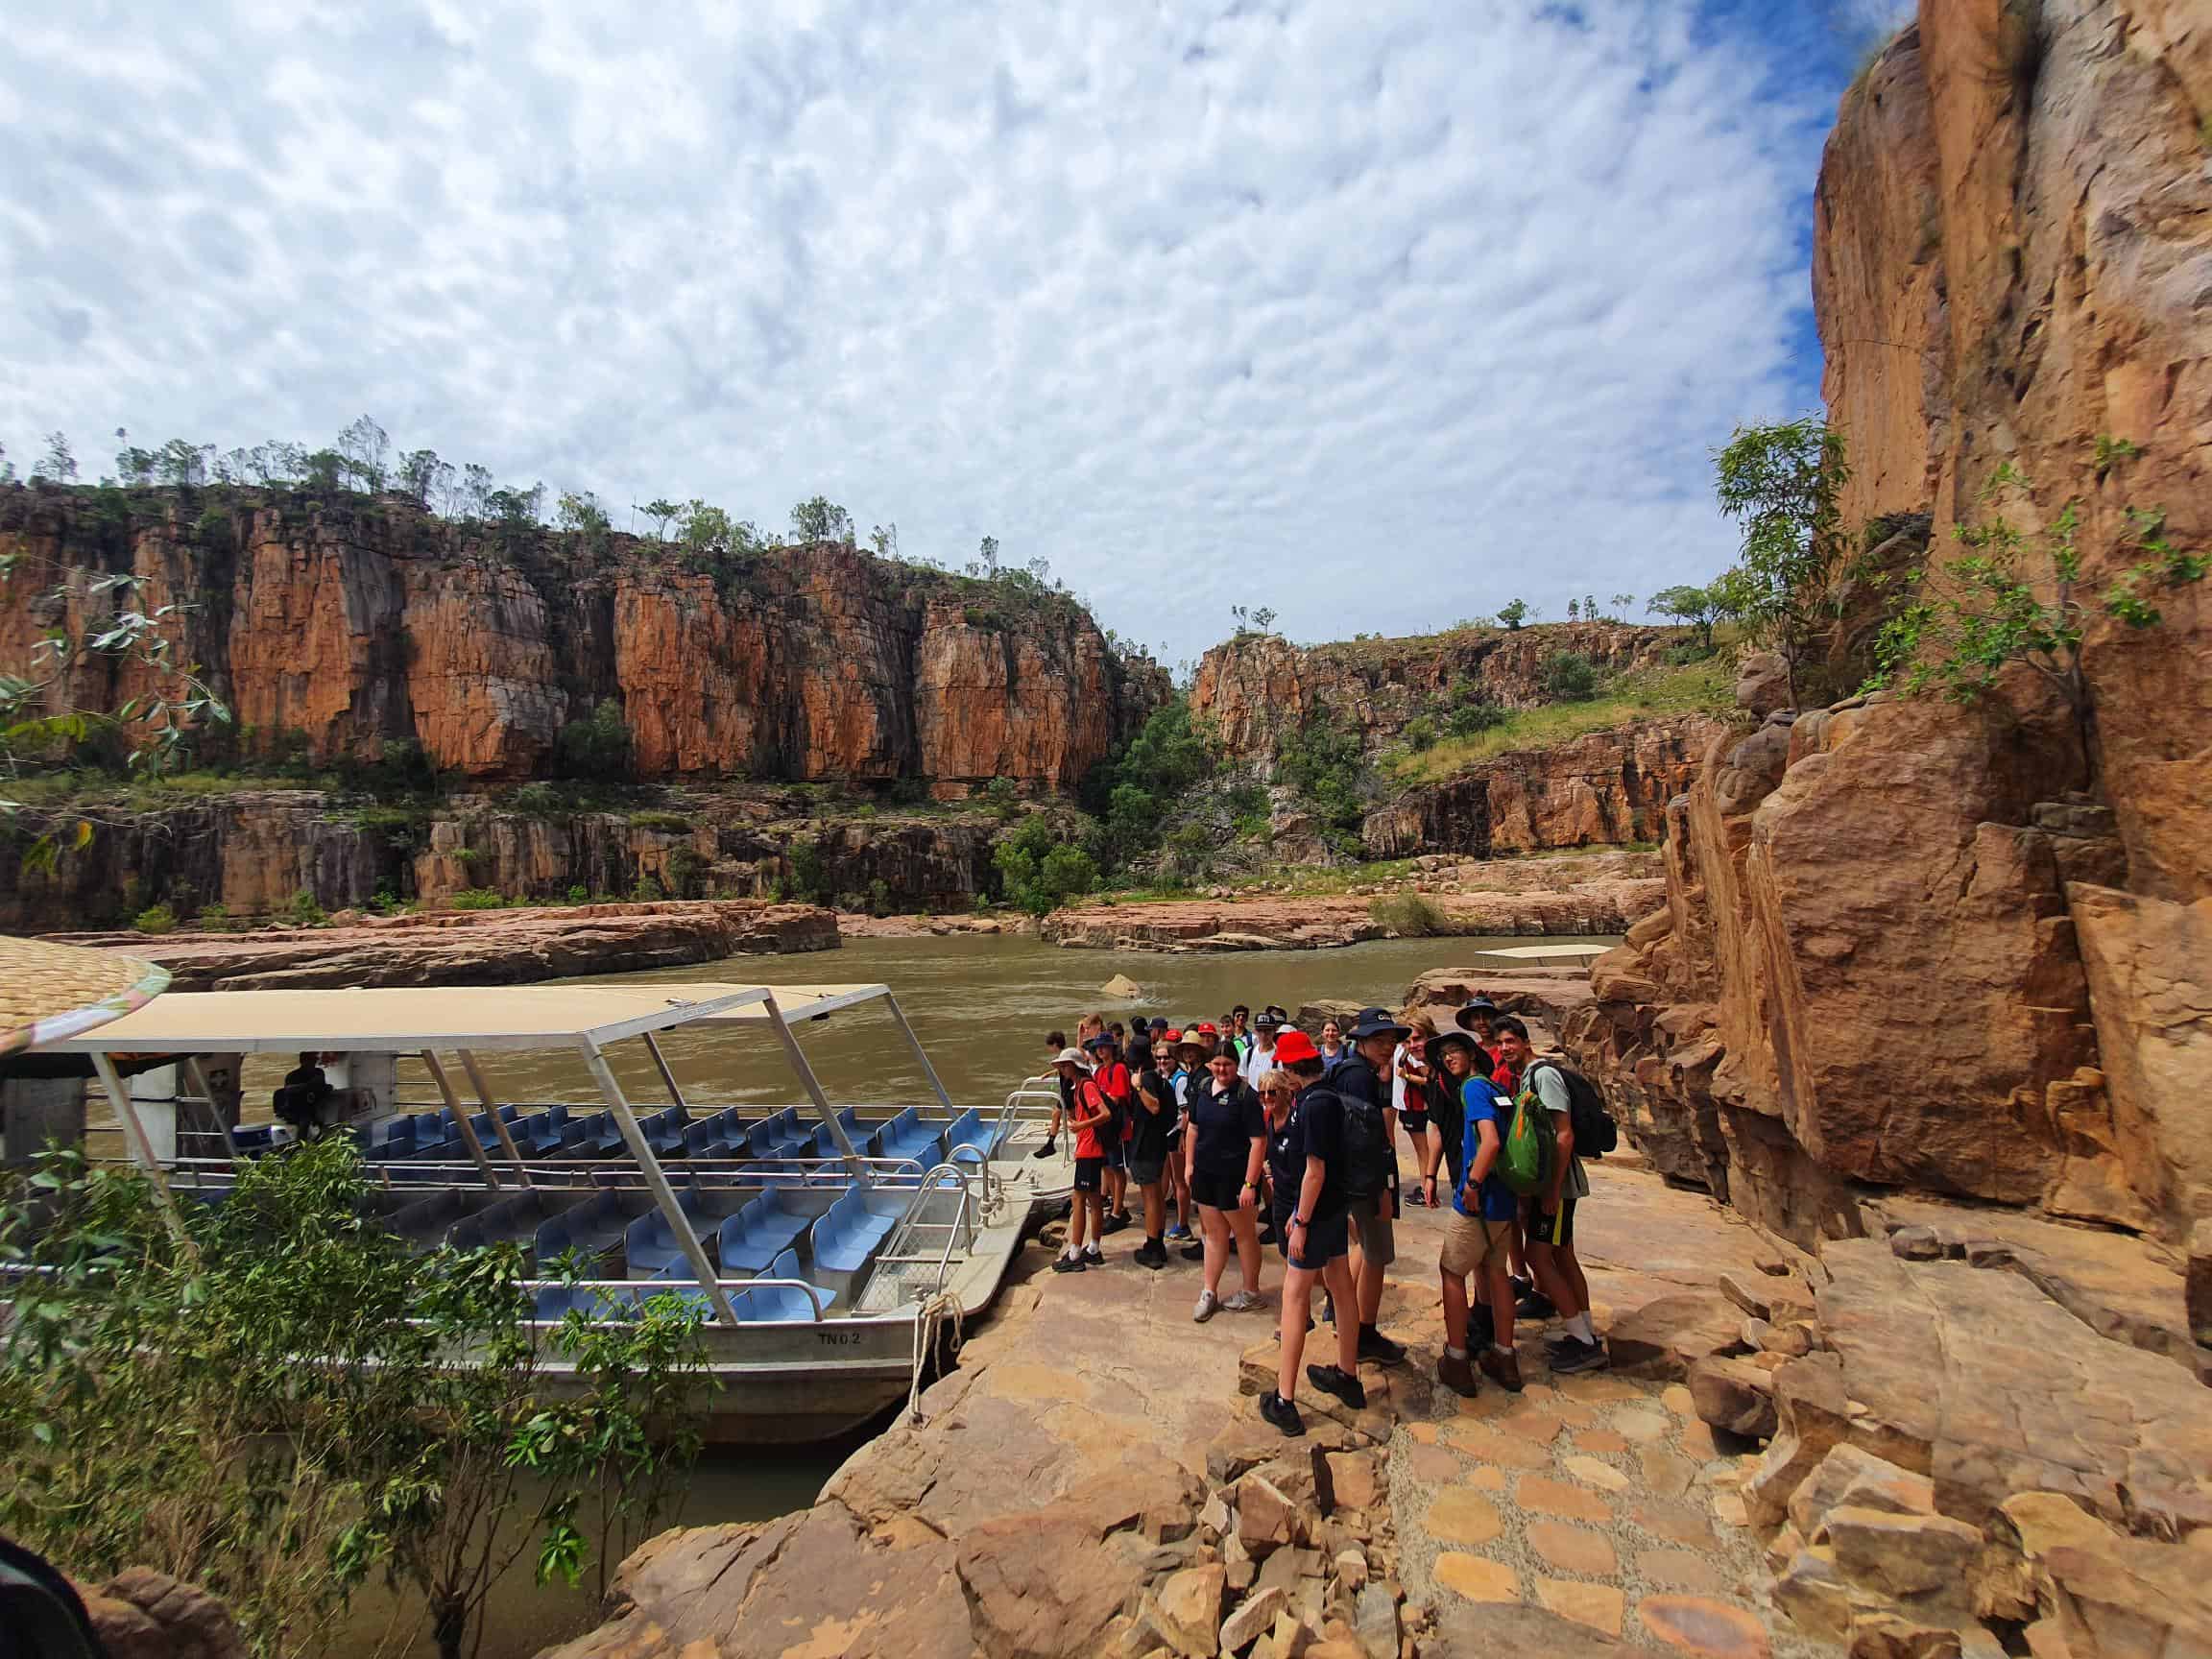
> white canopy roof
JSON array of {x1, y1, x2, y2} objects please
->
[
  {"x1": 1473, "y1": 944, "x2": 1612, "y2": 960},
  {"x1": 30, "y1": 982, "x2": 892, "y2": 1055}
]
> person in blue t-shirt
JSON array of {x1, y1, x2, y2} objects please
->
[{"x1": 1431, "y1": 1030, "x2": 1523, "y2": 1397}]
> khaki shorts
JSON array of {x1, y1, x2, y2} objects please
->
[
  {"x1": 1347, "y1": 1193, "x2": 1395, "y2": 1267},
  {"x1": 1440, "y1": 1212, "x2": 1515, "y2": 1278}
]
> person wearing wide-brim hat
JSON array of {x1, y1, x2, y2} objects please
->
[
  {"x1": 1334, "y1": 1006, "x2": 1410, "y2": 1366},
  {"x1": 1455, "y1": 998, "x2": 1501, "y2": 1040},
  {"x1": 1427, "y1": 1029, "x2": 1482, "y2": 1197}
]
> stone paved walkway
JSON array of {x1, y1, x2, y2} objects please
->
[{"x1": 1375, "y1": 1163, "x2": 1842, "y2": 1657}]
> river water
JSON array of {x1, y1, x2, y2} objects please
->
[{"x1": 228, "y1": 930, "x2": 1614, "y2": 1657}]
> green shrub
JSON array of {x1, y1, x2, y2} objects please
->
[
  {"x1": 286, "y1": 889, "x2": 327, "y2": 926},
  {"x1": 195, "y1": 902, "x2": 230, "y2": 931},
  {"x1": 1272, "y1": 713, "x2": 1371, "y2": 858},
  {"x1": 1368, "y1": 893, "x2": 1453, "y2": 936},
  {"x1": 993, "y1": 814, "x2": 1100, "y2": 916},
  {"x1": 565, "y1": 884, "x2": 590, "y2": 904},
  {"x1": 980, "y1": 777, "x2": 1021, "y2": 821},
  {"x1": 868, "y1": 878, "x2": 892, "y2": 916},
  {"x1": 632, "y1": 875, "x2": 666, "y2": 902},
  {"x1": 1541, "y1": 651, "x2": 1601, "y2": 702},
  {"x1": 448, "y1": 887, "x2": 506, "y2": 910},
  {"x1": 132, "y1": 902, "x2": 179, "y2": 935},
  {"x1": 555, "y1": 700, "x2": 633, "y2": 781},
  {"x1": 627, "y1": 810, "x2": 693, "y2": 834},
  {"x1": 1402, "y1": 714, "x2": 1437, "y2": 751},
  {"x1": 511, "y1": 781, "x2": 564, "y2": 815},
  {"x1": 786, "y1": 835, "x2": 826, "y2": 903}
]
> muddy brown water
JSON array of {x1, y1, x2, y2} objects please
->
[{"x1": 145, "y1": 930, "x2": 1616, "y2": 1657}]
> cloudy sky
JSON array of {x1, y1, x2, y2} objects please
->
[{"x1": 1, "y1": 0, "x2": 1910, "y2": 669}]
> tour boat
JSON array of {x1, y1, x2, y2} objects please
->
[{"x1": 14, "y1": 979, "x2": 1072, "y2": 1442}]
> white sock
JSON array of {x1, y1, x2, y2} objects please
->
[
  {"x1": 1566, "y1": 1311, "x2": 1595, "y2": 1343},
  {"x1": 1492, "y1": 1342, "x2": 1514, "y2": 1356},
  {"x1": 1446, "y1": 1345, "x2": 1467, "y2": 1360}
]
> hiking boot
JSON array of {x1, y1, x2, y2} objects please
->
[
  {"x1": 1437, "y1": 1351, "x2": 1480, "y2": 1398},
  {"x1": 1193, "y1": 1288, "x2": 1220, "y2": 1323},
  {"x1": 1479, "y1": 1347, "x2": 1526, "y2": 1392},
  {"x1": 1133, "y1": 1238, "x2": 1167, "y2": 1269},
  {"x1": 1548, "y1": 1335, "x2": 1609, "y2": 1375},
  {"x1": 1358, "y1": 1326, "x2": 1407, "y2": 1365},
  {"x1": 1516, "y1": 1288, "x2": 1557, "y2": 1320},
  {"x1": 1030, "y1": 1139, "x2": 1057, "y2": 1160},
  {"x1": 1258, "y1": 1389, "x2": 1306, "y2": 1437},
  {"x1": 1180, "y1": 1242, "x2": 1206, "y2": 1262},
  {"x1": 1081, "y1": 1244, "x2": 1105, "y2": 1266},
  {"x1": 1050, "y1": 1254, "x2": 1085, "y2": 1274},
  {"x1": 1221, "y1": 1289, "x2": 1262, "y2": 1312},
  {"x1": 1306, "y1": 1364, "x2": 1368, "y2": 1409}
]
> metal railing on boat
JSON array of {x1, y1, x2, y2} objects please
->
[{"x1": 519, "y1": 1276, "x2": 830, "y2": 1323}]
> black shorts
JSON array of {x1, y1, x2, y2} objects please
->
[
  {"x1": 1401, "y1": 1109, "x2": 1431, "y2": 1135},
  {"x1": 1104, "y1": 1142, "x2": 1127, "y2": 1170},
  {"x1": 1128, "y1": 1154, "x2": 1165, "y2": 1188},
  {"x1": 1282, "y1": 1207, "x2": 1349, "y2": 1270},
  {"x1": 1073, "y1": 1157, "x2": 1104, "y2": 1192},
  {"x1": 1191, "y1": 1168, "x2": 1249, "y2": 1212},
  {"x1": 1527, "y1": 1196, "x2": 1575, "y2": 1249}
]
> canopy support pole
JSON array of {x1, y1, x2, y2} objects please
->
[
  {"x1": 421, "y1": 1052, "x2": 502, "y2": 1190},
  {"x1": 90, "y1": 1052, "x2": 194, "y2": 1254},
  {"x1": 578, "y1": 1036, "x2": 736, "y2": 1325},
  {"x1": 761, "y1": 993, "x2": 870, "y2": 1187},
  {"x1": 882, "y1": 992, "x2": 955, "y2": 1116},
  {"x1": 642, "y1": 1032, "x2": 689, "y2": 1110},
  {"x1": 180, "y1": 1056, "x2": 240, "y2": 1163},
  {"x1": 456, "y1": 1049, "x2": 535, "y2": 1189}
]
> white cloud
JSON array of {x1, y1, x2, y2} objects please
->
[{"x1": 1, "y1": 0, "x2": 1852, "y2": 668}]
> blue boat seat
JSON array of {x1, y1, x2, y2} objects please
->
[
  {"x1": 944, "y1": 1109, "x2": 991, "y2": 1166},
  {"x1": 809, "y1": 1188, "x2": 898, "y2": 1274},
  {"x1": 878, "y1": 1108, "x2": 945, "y2": 1166},
  {"x1": 622, "y1": 1190, "x2": 710, "y2": 1278},
  {"x1": 743, "y1": 1247, "x2": 828, "y2": 1319},
  {"x1": 511, "y1": 1107, "x2": 566, "y2": 1157},
  {"x1": 682, "y1": 1118, "x2": 735, "y2": 1161},
  {"x1": 713, "y1": 1190, "x2": 812, "y2": 1273},
  {"x1": 533, "y1": 1190, "x2": 632, "y2": 1266}
]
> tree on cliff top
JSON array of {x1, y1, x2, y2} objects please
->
[
  {"x1": 1497, "y1": 598, "x2": 1529, "y2": 630},
  {"x1": 1713, "y1": 416, "x2": 1851, "y2": 707},
  {"x1": 1647, "y1": 583, "x2": 1718, "y2": 649}
]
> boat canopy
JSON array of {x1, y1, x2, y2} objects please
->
[{"x1": 31, "y1": 983, "x2": 895, "y2": 1055}]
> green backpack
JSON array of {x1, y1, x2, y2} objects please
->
[{"x1": 1500, "y1": 1084, "x2": 1551, "y2": 1196}]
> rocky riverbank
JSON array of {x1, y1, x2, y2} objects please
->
[
  {"x1": 1045, "y1": 853, "x2": 1662, "y2": 952},
  {"x1": 40, "y1": 899, "x2": 839, "y2": 990}
]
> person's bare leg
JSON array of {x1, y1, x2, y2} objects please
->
[
  {"x1": 1440, "y1": 1267, "x2": 1470, "y2": 1351},
  {"x1": 1485, "y1": 1250, "x2": 1516, "y2": 1351},
  {"x1": 1560, "y1": 1244, "x2": 1590, "y2": 1314},
  {"x1": 1323, "y1": 1256, "x2": 1359, "y2": 1375},
  {"x1": 1067, "y1": 1190, "x2": 1090, "y2": 1255},
  {"x1": 1276, "y1": 1265, "x2": 1315, "y2": 1399},
  {"x1": 1527, "y1": 1243, "x2": 1582, "y2": 1318},
  {"x1": 1358, "y1": 1246, "x2": 1385, "y2": 1325},
  {"x1": 1201, "y1": 1207, "x2": 1230, "y2": 1297},
  {"x1": 1232, "y1": 1207, "x2": 1262, "y2": 1295}
]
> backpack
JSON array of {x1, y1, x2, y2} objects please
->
[
  {"x1": 1528, "y1": 1058, "x2": 1619, "y2": 1159},
  {"x1": 1324, "y1": 1059, "x2": 1393, "y2": 1202},
  {"x1": 1500, "y1": 1090, "x2": 1549, "y2": 1196}
]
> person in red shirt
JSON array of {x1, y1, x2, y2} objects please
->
[
  {"x1": 1087, "y1": 1031, "x2": 1134, "y2": 1232},
  {"x1": 1052, "y1": 1047, "x2": 1110, "y2": 1273}
]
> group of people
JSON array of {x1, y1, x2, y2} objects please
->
[{"x1": 1033, "y1": 997, "x2": 1606, "y2": 1438}]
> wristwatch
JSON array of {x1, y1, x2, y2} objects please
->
[{"x1": 1291, "y1": 1214, "x2": 1310, "y2": 1227}]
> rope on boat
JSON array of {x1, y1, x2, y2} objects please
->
[{"x1": 906, "y1": 1288, "x2": 965, "y2": 1425}]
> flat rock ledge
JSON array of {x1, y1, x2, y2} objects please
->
[
  {"x1": 41, "y1": 899, "x2": 840, "y2": 991},
  {"x1": 1044, "y1": 883, "x2": 1662, "y2": 954}
]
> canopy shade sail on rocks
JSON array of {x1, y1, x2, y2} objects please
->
[
  {"x1": 0, "y1": 936, "x2": 171, "y2": 1058},
  {"x1": 27, "y1": 982, "x2": 893, "y2": 1055}
]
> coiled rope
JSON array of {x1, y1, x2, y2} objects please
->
[{"x1": 906, "y1": 1288, "x2": 965, "y2": 1424}]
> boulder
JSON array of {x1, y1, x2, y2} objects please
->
[
  {"x1": 1234, "y1": 1473, "x2": 1302, "y2": 1557},
  {"x1": 1733, "y1": 650, "x2": 1791, "y2": 716},
  {"x1": 1686, "y1": 1356, "x2": 1777, "y2": 1438},
  {"x1": 1219, "y1": 1586, "x2": 1289, "y2": 1654},
  {"x1": 1103, "y1": 974, "x2": 1145, "y2": 999},
  {"x1": 1152, "y1": 1563, "x2": 1227, "y2": 1657},
  {"x1": 1785, "y1": 1444, "x2": 1934, "y2": 1544},
  {"x1": 82, "y1": 1571, "x2": 248, "y2": 1659},
  {"x1": 2189, "y1": 1219, "x2": 2212, "y2": 1350},
  {"x1": 959, "y1": 1504, "x2": 1149, "y2": 1659},
  {"x1": 1605, "y1": 1292, "x2": 1744, "y2": 1381},
  {"x1": 1771, "y1": 1547, "x2": 1850, "y2": 1641},
  {"x1": 1826, "y1": 1505, "x2": 1983, "y2": 1601}
]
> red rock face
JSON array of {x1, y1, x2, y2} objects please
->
[
  {"x1": 0, "y1": 495, "x2": 1166, "y2": 789},
  {"x1": 1568, "y1": 8, "x2": 2212, "y2": 1246}
]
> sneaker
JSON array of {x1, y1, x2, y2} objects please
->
[
  {"x1": 1030, "y1": 1139, "x2": 1057, "y2": 1160},
  {"x1": 1133, "y1": 1238, "x2": 1167, "y2": 1269},
  {"x1": 1548, "y1": 1335, "x2": 1610, "y2": 1375},
  {"x1": 1193, "y1": 1289, "x2": 1220, "y2": 1323},
  {"x1": 1081, "y1": 1244, "x2": 1104, "y2": 1266},
  {"x1": 1405, "y1": 1187, "x2": 1427, "y2": 1208},
  {"x1": 1101, "y1": 1212, "x2": 1132, "y2": 1235},
  {"x1": 1221, "y1": 1289, "x2": 1262, "y2": 1312},
  {"x1": 1258, "y1": 1389, "x2": 1306, "y2": 1437},
  {"x1": 1306, "y1": 1364, "x2": 1368, "y2": 1409},
  {"x1": 1166, "y1": 1223, "x2": 1193, "y2": 1241},
  {"x1": 1050, "y1": 1254, "x2": 1085, "y2": 1274},
  {"x1": 1180, "y1": 1242, "x2": 1206, "y2": 1262},
  {"x1": 1479, "y1": 1347, "x2": 1526, "y2": 1392},
  {"x1": 1437, "y1": 1352, "x2": 1480, "y2": 1398},
  {"x1": 1358, "y1": 1326, "x2": 1407, "y2": 1365},
  {"x1": 1517, "y1": 1289, "x2": 1557, "y2": 1320}
]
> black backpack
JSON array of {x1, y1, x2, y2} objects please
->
[
  {"x1": 1527, "y1": 1058, "x2": 1618, "y2": 1159},
  {"x1": 1324, "y1": 1059, "x2": 1393, "y2": 1201}
]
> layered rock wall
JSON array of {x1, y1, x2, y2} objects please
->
[
  {"x1": 0, "y1": 790, "x2": 999, "y2": 930},
  {"x1": 1360, "y1": 713, "x2": 1728, "y2": 859},
  {"x1": 1565, "y1": 5, "x2": 2212, "y2": 1252},
  {"x1": 0, "y1": 492, "x2": 1166, "y2": 792},
  {"x1": 1190, "y1": 621, "x2": 1681, "y2": 765}
]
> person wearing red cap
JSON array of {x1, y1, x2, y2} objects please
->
[{"x1": 1255, "y1": 1026, "x2": 1361, "y2": 1436}]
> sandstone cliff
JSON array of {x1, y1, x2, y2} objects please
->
[
  {"x1": 0, "y1": 490, "x2": 1167, "y2": 792},
  {"x1": 1190, "y1": 621, "x2": 1679, "y2": 765},
  {"x1": 0, "y1": 787, "x2": 1002, "y2": 930},
  {"x1": 1565, "y1": 5, "x2": 2212, "y2": 1260}
]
